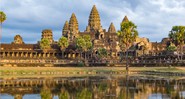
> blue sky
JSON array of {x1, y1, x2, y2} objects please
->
[{"x1": 1, "y1": 0, "x2": 185, "y2": 43}]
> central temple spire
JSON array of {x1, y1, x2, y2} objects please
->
[{"x1": 88, "y1": 5, "x2": 102, "y2": 30}]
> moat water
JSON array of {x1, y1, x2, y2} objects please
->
[{"x1": 0, "y1": 75, "x2": 185, "y2": 99}]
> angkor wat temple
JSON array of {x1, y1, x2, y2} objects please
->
[{"x1": 0, "y1": 5, "x2": 171, "y2": 66}]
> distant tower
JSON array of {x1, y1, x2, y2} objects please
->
[
  {"x1": 88, "y1": 5, "x2": 102, "y2": 30},
  {"x1": 13, "y1": 35, "x2": 24, "y2": 44},
  {"x1": 66, "y1": 13, "x2": 79, "y2": 40},
  {"x1": 41, "y1": 29, "x2": 54, "y2": 44},
  {"x1": 62, "y1": 20, "x2": 69, "y2": 37},
  {"x1": 108, "y1": 22, "x2": 116, "y2": 33},
  {"x1": 69, "y1": 13, "x2": 79, "y2": 33},
  {"x1": 122, "y1": 16, "x2": 129, "y2": 23}
]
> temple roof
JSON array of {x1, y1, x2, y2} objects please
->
[
  {"x1": 108, "y1": 22, "x2": 116, "y2": 33},
  {"x1": 69, "y1": 13, "x2": 79, "y2": 32},
  {"x1": 88, "y1": 5, "x2": 101, "y2": 30}
]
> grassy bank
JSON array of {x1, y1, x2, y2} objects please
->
[{"x1": 0, "y1": 67, "x2": 185, "y2": 78}]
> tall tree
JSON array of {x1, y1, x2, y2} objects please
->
[
  {"x1": 40, "y1": 38, "x2": 50, "y2": 51},
  {"x1": 117, "y1": 17, "x2": 138, "y2": 72},
  {"x1": 0, "y1": 11, "x2": 6, "y2": 57},
  {"x1": 169, "y1": 26, "x2": 185, "y2": 59},
  {"x1": 76, "y1": 35, "x2": 92, "y2": 63},
  {"x1": 0, "y1": 11, "x2": 6, "y2": 34},
  {"x1": 58, "y1": 36, "x2": 69, "y2": 58}
]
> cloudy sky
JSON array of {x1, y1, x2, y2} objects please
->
[{"x1": 1, "y1": 0, "x2": 185, "y2": 43}]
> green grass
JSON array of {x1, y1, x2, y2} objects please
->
[{"x1": 0, "y1": 67, "x2": 185, "y2": 78}]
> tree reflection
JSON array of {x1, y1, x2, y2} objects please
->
[
  {"x1": 59, "y1": 88, "x2": 69, "y2": 99},
  {"x1": 76, "y1": 88, "x2": 92, "y2": 99},
  {"x1": 118, "y1": 75, "x2": 130, "y2": 99},
  {"x1": 1, "y1": 76, "x2": 185, "y2": 99},
  {"x1": 40, "y1": 87, "x2": 52, "y2": 99}
]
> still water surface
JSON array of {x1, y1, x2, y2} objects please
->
[{"x1": 0, "y1": 75, "x2": 185, "y2": 99}]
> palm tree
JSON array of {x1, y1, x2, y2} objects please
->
[
  {"x1": 58, "y1": 36, "x2": 69, "y2": 58},
  {"x1": 0, "y1": 11, "x2": 6, "y2": 35},
  {"x1": 40, "y1": 38, "x2": 50, "y2": 52},
  {"x1": 169, "y1": 26, "x2": 185, "y2": 60},
  {"x1": 117, "y1": 18, "x2": 138, "y2": 73},
  {"x1": 76, "y1": 35, "x2": 92, "y2": 66},
  {"x1": 0, "y1": 11, "x2": 6, "y2": 66}
]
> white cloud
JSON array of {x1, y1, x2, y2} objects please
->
[{"x1": 1, "y1": 0, "x2": 185, "y2": 43}]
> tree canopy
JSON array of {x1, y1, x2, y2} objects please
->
[
  {"x1": 169, "y1": 26, "x2": 185, "y2": 46},
  {"x1": 58, "y1": 36, "x2": 69, "y2": 51},
  {"x1": 40, "y1": 38, "x2": 50, "y2": 49},
  {"x1": 0, "y1": 11, "x2": 6, "y2": 23},
  {"x1": 167, "y1": 42, "x2": 177, "y2": 51},
  {"x1": 97, "y1": 48, "x2": 108, "y2": 58},
  {"x1": 117, "y1": 21, "x2": 138, "y2": 51},
  {"x1": 76, "y1": 35, "x2": 92, "y2": 52}
]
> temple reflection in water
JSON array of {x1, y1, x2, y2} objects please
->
[{"x1": 0, "y1": 76, "x2": 185, "y2": 99}]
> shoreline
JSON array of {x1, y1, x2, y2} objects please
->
[{"x1": 0, "y1": 67, "x2": 185, "y2": 78}]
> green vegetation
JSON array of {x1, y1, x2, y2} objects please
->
[
  {"x1": 76, "y1": 35, "x2": 92, "y2": 65},
  {"x1": 97, "y1": 48, "x2": 108, "y2": 59},
  {"x1": 40, "y1": 87, "x2": 52, "y2": 99},
  {"x1": 40, "y1": 38, "x2": 50, "y2": 50},
  {"x1": 0, "y1": 67, "x2": 185, "y2": 78},
  {"x1": 0, "y1": 11, "x2": 6, "y2": 23},
  {"x1": 117, "y1": 17, "x2": 138, "y2": 72},
  {"x1": 169, "y1": 26, "x2": 185, "y2": 59},
  {"x1": 58, "y1": 36, "x2": 69, "y2": 58},
  {"x1": 59, "y1": 89, "x2": 69, "y2": 99},
  {"x1": 77, "y1": 61, "x2": 85, "y2": 67},
  {"x1": 76, "y1": 35, "x2": 92, "y2": 52},
  {"x1": 167, "y1": 42, "x2": 177, "y2": 51},
  {"x1": 0, "y1": 11, "x2": 6, "y2": 50},
  {"x1": 77, "y1": 88, "x2": 92, "y2": 99}
]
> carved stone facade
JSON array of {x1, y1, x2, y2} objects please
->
[
  {"x1": 108, "y1": 23, "x2": 116, "y2": 33},
  {"x1": 62, "y1": 21, "x2": 69, "y2": 37},
  {"x1": 88, "y1": 5, "x2": 102, "y2": 30},
  {"x1": 0, "y1": 5, "x2": 169, "y2": 65},
  {"x1": 62, "y1": 13, "x2": 79, "y2": 42}
]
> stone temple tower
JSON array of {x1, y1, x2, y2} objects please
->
[
  {"x1": 41, "y1": 29, "x2": 54, "y2": 44},
  {"x1": 67, "y1": 13, "x2": 79, "y2": 40},
  {"x1": 108, "y1": 22, "x2": 116, "y2": 33},
  {"x1": 69, "y1": 13, "x2": 79, "y2": 33},
  {"x1": 62, "y1": 20, "x2": 69, "y2": 37},
  {"x1": 13, "y1": 35, "x2": 24, "y2": 44},
  {"x1": 88, "y1": 5, "x2": 102, "y2": 30}
]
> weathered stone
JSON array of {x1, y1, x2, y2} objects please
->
[
  {"x1": 13, "y1": 35, "x2": 24, "y2": 44},
  {"x1": 88, "y1": 5, "x2": 102, "y2": 30},
  {"x1": 108, "y1": 22, "x2": 116, "y2": 33},
  {"x1": 69, "y1": 13, "x2": 79, "y2": 32},
  {"x1": 62, "y1": 21, "x2": 69, "y2": 36},
  {"x1": 41, "y1": 29, "x2": 53, "y2": 44}
]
